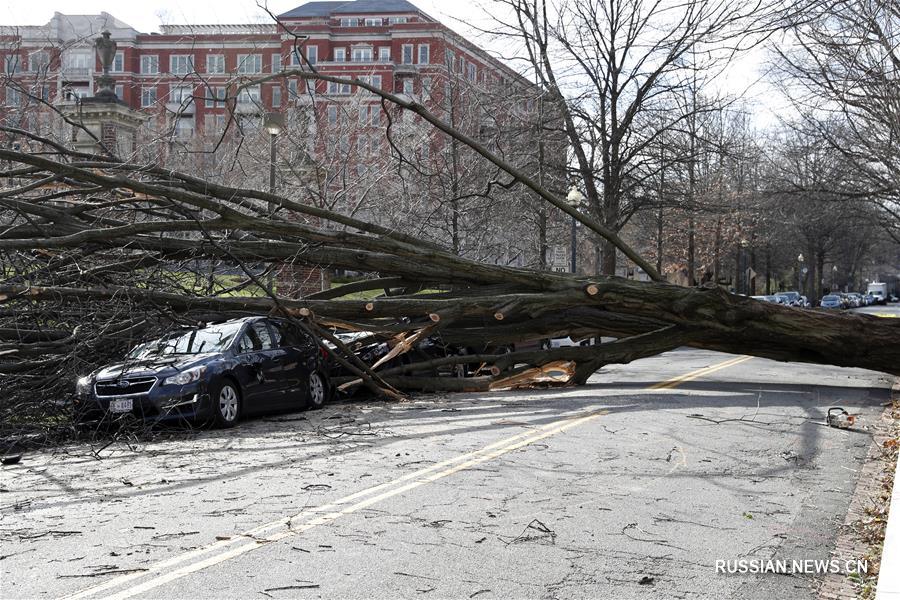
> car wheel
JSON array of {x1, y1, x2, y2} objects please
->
[
  {"x1": 307, "y1": 371, "x2": 327, "y2": 410},
  {"x1": 211, "y1": 379, "x2": 241, "y2": 428}
]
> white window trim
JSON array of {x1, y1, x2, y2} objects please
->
[
  {"x1": 237, "y1": 54, "x2": 262, "y2": 74},
  {"x1": 141, "y1": 55, "x2": 159, "y2": 75},
  {"x1": 418, "y1": 44, "x2": 429, "y2": 64},
  {"x1": 207, "y1": 54, "x2": 225, "y2": 74},
  {"x1": 169, "y1": 54, "x2": 193, "y2": 75},
  {"x1": 401, "y1": 44, "x2": 413, "y2": 65},
  {"x1": 141, "y1": 87, "x2": 157, "y2": 107}
]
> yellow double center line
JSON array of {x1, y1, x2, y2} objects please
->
[
  {"x1": 648, "y1": 355, "x2": 753, "y2": 390},
  {"x1": 61, "y1": 354, "x2": 752, "y2": 600}
]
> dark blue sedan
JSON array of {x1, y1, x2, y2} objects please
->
[{"x1": 74, "y1": 317, "x2": 331, "y2": 427}]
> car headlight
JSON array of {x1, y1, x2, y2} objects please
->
[
  {"x1": 75, "y1": 375, "x2": 92, "y2": 395},
  {"x1": 163, "y1": 366, "x2": 207, "y2": 386}
]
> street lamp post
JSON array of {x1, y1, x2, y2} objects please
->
[
  {"x1": 797, "y1": 253, "x2": 804, "y2": 295},
  {"x1": 831, "y1": 265, "x2": 838, "y2": 292},
  {"x1": 263, "y1": 112, "x2": 285, "y2": 202},
  {"x1": 566, "y1": 187, "x2": 585, "y2": 274},
  {"x1": 739, "y1": 239, "x2": 750, "y2": 295},
  {"x1": 263, "y1": 113, "x2": 284, "y2": 290}
]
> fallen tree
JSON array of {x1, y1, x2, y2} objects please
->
[{"x1": 1, "y1": 68, "x2": 898, "y2": 445}]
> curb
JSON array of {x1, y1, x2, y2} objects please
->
[{"x1": 875, "y1": 379, "x2": 900, "y2": 600}]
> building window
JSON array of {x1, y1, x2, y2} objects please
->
[
  {"x1": 28, "y1": 50, "x2": 50, "y2": 73},
  {"x1": 339, "y1": 17, "x2": 359, "y2": 27},
  {"x1": 63, "y1": 50, "x2": 92, "y2": 73},
  {"x1": 422, "y1": 77, "x2": 432, "y2": 99},
  {"x1": 288, "y1": 79, "x2": 298, "y2": 99},
  {"x1": 357, "y1": 75, "x2": 382, "y2": 94},
  {"x1": 141, "y1": 55, "x2": 159, "y2": 75},
  {"x1": 358, "y1": 105, "x2": 381, "y2": 126},
  {"x1": 5, "y1": 87, "x2": 22, "y2": 106},
  {"x1": 169, "y1": 85, "x2": 193, "y2": 107},
  {"x1": 388, "y1": 17, "x2": 408, "y2": 24},
  {"x1": 114, "y1": 84, "x2": 124, "y2": 99},
  {"x1": 272, "y1": 85, "x2": 282, "y2": 107},
  {"x1": 272, "y1": 53, "x2": 282, "y2": 72},
  {"x1": 339, "y1": 134, "x2": 349, "y2": 153},
  {"x1": 205, "y1": 86, "x2": 226, "y2": 108},
  {"x1": 327, "y1": 105, "x2": 338, "y2": 124},
  {"x1": 467, "y1": 63, "x2": 477, "y2": 81},
  {"x1": 206, "y1": 114, "x2": 227, "y2": 136},
  {"x1": 4, "y1": 54, "x2": 21, "y2": 74},
  {"x1": 141, "y1": 87, "x2": 157, "y2": 107},
  {"x1": 307, "y1": 80, "x2": 316, "y2": 94},
  {"x1": 306, "y1": 46, "x2": 317, "y2": 65},
  {"x1": 237, "y1": 85, "x2": 261, "y2": 106},
  {"x1": 378, "y1": 47, "x2": 390, "y2": 62},
  {"x1": 327, "y1": 81, "x2": 351, "y2": 95},
  {"x1": 401, "y1": 45, "x2": 413, "y2": 65},
  {"x1": 352, "y1": 47, "x2": 373, "y2": 62},
  {"x1": 174, "y1": 116, "x2": 194, "y2": 138},
  {"x1": 207, "y1": 54, "x2": 225, "y2": 74},
  {"x1": 236, "y1": 54, "x2": 262, "y2": 74},
  {"x1": 170, "y1": 55, "x2": 193, "y2": 75},
  {"x1": 334, "y1": 48, "x2": 346, "y2": 62},
  {"x1": 364, "y1": 18, "x2": 382, "y2": 26},
  {"x1": 402, "y1": 79, "x2": 413, "y2": 94},
  {"x1": 418, "y1": 44, "x2": 429, "y2": 64},
  {"x1": 111, "y1": 52, "x2": 124, "y2": 72}
]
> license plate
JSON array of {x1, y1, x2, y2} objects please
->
[{"x1": 109, "y1": 398, "x2": 133, "y2": 413}]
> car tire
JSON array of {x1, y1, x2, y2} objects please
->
[
  {"x1": 307, "y1": 371, "x2": 328, "y2": 410},
  {"x1": 210, "y1": 379, "x2": 241, "y2": 428}
]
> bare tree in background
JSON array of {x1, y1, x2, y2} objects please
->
[
  {"x1": 776, "y1": 0, "x2": 900, "y2": 243},
  {"x1": 482, "y1": 0, "x2": 780, "y2": 276}
]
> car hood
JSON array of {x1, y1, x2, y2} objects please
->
[{"x1": 95, "y1": 353, "x2": 219, "y2": 380}]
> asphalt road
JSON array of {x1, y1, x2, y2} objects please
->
[{"x1": 1, "y1": 314, "x2": 897, "y2": 599}]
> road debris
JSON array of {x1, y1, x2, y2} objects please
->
[{"x1": 1, "y1": 454, "x2": 22, "y2": 465}]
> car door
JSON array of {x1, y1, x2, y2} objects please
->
[
  {"x1": 233, "y1": 321, "x2": 283, "y2": 413},
  {"x1": 267, "y1": 319, "x2": 316, "y2": 408}
]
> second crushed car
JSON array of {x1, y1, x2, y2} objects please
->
[{"x1": 74, "y1": 317, "x2": 331, "y2": 427}]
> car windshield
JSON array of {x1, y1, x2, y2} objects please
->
[
  {"x1": 778, "y1": 292, "x2": 799, "y2": 300},
  {"x1": 823, "y1": 295, "x2": 839, "y2": 301},
  {"x1": 136, "y1": 322, "x2": 244, "y2": 356}
]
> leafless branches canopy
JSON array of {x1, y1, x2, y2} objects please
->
[{"x1": 1, "y1": 2, "x2": 898, "y2": 443}]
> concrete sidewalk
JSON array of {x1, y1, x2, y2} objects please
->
[{"x1": 875, "y1": 381, "x2": 900, "y2": 600}]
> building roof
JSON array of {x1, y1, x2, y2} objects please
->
[{"x1": 279, "y1": 0, "x2": 424, "y2": 19}]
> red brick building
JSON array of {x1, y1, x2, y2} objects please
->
[
  {"x1": 1, "y1": 2, "x2": 565, "y2": 283},
  {"x1": 1, "y1": 1, "x2": 532, "y2": 138}
]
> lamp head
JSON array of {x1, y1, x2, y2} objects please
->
[
  {"x1": 264, "y1": 112, "x2": 285, "y2": 135},
  {"x1": 566, "y1": 186, "x2": 585, "y2": 206}
]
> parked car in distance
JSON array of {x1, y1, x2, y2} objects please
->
[
  {"x1": 74, "y1": 317, "x2": 331, "y2": 427},
  {"x1": 846, "y1": 292, "x2": 864, "y2": 308},
  {"x1": 775, "y1": 291, "x2": 802, "y2": 306},
  {"x1": 820, "y1": 294, "x2": 843, "y2": 309}
]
